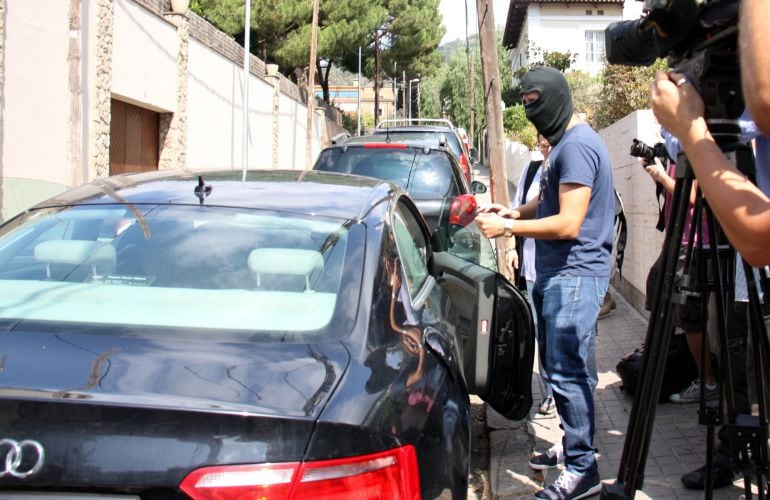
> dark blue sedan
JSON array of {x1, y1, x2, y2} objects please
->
[{"x1": 0, "y1": 170, "x2": 533, "y2": 499}]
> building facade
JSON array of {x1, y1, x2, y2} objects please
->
[
  {"x1": 502, "y1": 0, "x2": 644, "y2": 75},
  {"x1": 0, "y1": 0, "x2": 344, "y2": 221}
]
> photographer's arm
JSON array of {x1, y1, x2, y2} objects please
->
[
  {"x1": 740, "y1": 0, "x2": 770, "y2": 136},
  {"x1": 651, "y1": 71, "x2": 770, "y2": 266},
  {"x1": 644, "y1": 157, "x2": 698, "y2": 204},
  {"x1": 644, "y1": 158, "x2": 675, "y2": 194}
]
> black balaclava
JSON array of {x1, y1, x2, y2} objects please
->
[{"x1": 520, "y1": 66, "x2": 574, "y2": 146}]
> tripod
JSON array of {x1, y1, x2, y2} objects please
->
[{"x1": 601, "y1": 123, "x2": 770, "y2": 498}]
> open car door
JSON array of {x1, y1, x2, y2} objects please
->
[{"x1": 431, "y1": 206, "x2": 534, "y2": 420}]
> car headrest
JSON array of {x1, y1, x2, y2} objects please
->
[
  {"x1": 247, "y1": 248, "x2": 324, "y2": 290},
  {"x1": 34, "y1": 240, "x2": 117, "y2": 278}
]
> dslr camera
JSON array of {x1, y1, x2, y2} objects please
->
[{"x1": 629, "y1": 139, "x2": 668, "y2": 164}]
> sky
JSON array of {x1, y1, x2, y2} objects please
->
[{"x1": 439, "y1": 0, "x2": 510, "y2": 45}]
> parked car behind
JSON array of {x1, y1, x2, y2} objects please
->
[
  {"x1": 373, "y1": 119, "x2": 474, "y2": 183},
  {"x1": 313, "y1": 136, "x2": 495, "y2": 270},
  {"x1": 314, "y1": 136, "x2": 485, "y2": 230},
  {"x1": 0, "y1": 169, "x2": 533, "y2": 499}
]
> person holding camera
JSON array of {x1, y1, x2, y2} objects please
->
[
  {"x1": 641, "y1": 136, "x2": 718, "y2": 405},
  {"x1": 648, "y1": 0, "x2": 770, "y2": 488},
  {"x1": 651, "y1": 0, "x2": 770, "y2": 267},
  {"x1": 475, "y1": 66, "x2": 614, "y2": 500}
]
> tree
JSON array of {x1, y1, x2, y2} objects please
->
[
  {"x1": 510, "y1": 48, "x2": 577, "y2": 99},
  {"x1": 191, "y1": 0, "x2": 309, "y2": 61},
  {"x1": 191, "y1": 0, "x2": 388, "y2": 102},
  {"x1": 276, "y1": 0, "x2": 388, "y2": 102},
  {"x1": 593, "y1": 59, "x2": 668, "y2": 129},
  {"x1": 503, "y1": 105, "x2": 537, "y2": 149},
  {"x1": 566, "y1": 70, "x2": 602, "y2": 125},
  {"x1": 420, "y1": 31, "x2": 512, "y2": 144},
  {"x1": 191, "y1": 0, "x2": 444, "y2": 112},
  {"x1": 375, "y1": 0, "x2": 445, "y2": 118}
]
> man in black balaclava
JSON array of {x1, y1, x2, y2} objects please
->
[
  {"x1": 520, "y1": 66, "x2": 574, "y2": 146},
  {"x1": 476, "y1": 66, "x2": 615, "y2": 500}
]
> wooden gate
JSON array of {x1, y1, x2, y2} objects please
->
[{"x1": 110, "y1": 99, "x2": 159, "y2": 175}]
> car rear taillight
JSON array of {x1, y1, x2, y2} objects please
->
[
  {"x1": 363, "y1": 143, "x2": 408, "y2": 149},
  {"x1": 179, "y1": 445, "x2": 420, "y2": 500},
  {"x1": 449, "y1": 194, "x2": 478, "y2": 227},
  {"x1": 459, "y1": 153, "x2": 471, "y2": 183}
]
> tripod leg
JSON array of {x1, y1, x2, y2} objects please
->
[{"x1": 601, "y1": 160, "x2": 696, "y2": 499}]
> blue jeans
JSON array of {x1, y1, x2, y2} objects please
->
[{"x1": 532, "y1": 274, "x2": 608, "y2": 477}]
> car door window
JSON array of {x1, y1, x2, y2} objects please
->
[{"x1": 392, "y1": 202, "x2": 429, "y2": 298}]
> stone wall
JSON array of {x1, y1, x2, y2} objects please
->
[{"x1": 599, "y1": 109, "x2": 665, "y2": 316}]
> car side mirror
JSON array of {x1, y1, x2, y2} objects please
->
[
  {"x1": 468, "y1": 147, "x2": 479, "y2": 164},
  {"x1": 470, "y1": 181, "x2": 487, "y2": 195}
]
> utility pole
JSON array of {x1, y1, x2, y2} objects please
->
[
  {"x1": 357, "y1": 47, "x2": 362, "y2": 136},
  {"x1": 465, "y1": 0, "x2": 476, "y2": 148},
  {"x1": 374, "y1": 30, "x2": 381, "y2": 127},
  {"x1": 305, "y1": 0, "x2": 320, "y2": 169},
  {"x1": 476, "y1": 0, "x2": 511, "y2": 276},
  {"x1": 402, "y1": 70, "x2": 406, "y2": 120}
]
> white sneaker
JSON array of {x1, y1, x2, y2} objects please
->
[{"x1": 669, "y1": 379, "x2": 719, "y2": 404}]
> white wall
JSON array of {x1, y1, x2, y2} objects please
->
[
  {"x1": 112, "y1": 0, "x2": 177, "y2": 112},
  {"x1": 2, "y1": 0, "x2": 335, "y2": 220},
  {"x1": 599, "y1": 109, "x2": 664, "y2": 310},
  {"x1": 3, "y1": 1, "x2": 71, "y2": 188}
]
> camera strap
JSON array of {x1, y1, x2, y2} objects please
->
[{"x1": 655, "y1": 157, "x2": 670, "y2": 232}]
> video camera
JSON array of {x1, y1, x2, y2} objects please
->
[
  {"x1": 629, "y1": 139, "x2": 669, "y2": 164},
  {"x1": 605, "y1": 0, "x2": 744, "y2": 132},
  {"x1": 605, "y1": 0, "x2": 738, "y2": 68}
]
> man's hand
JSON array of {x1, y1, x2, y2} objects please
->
[
  {"x1": 475, "y1": 212, "x2": 508, "y2": 238},
  {"x1": 477, "y1": 203, "x2": 515, "y2": 218},
  {"x1": 650, "y1": 71, "x2": 706, "y2": 140}
]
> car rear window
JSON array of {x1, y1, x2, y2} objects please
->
[
  {"x1": 314, "y1": 147, "x2": 459, "y2": 199},
  {"x1": 0, "y1": 205, "x2": 362, "y2": 340}
]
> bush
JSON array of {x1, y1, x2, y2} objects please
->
[{"x1": 503, "y1": 105, "x2": 537, "y2": 149}]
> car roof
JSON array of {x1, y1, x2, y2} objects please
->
[
  {"x1": 373, "y1": 125, "x2": 454, "y2": 133},
  {"x1": 339, "y1": 134, "x2": 449, "y2": 149},
  {"x1": 370, "y1": 125, "x2": 465, "y2": 154},
  {"x1": 27, "y1": 169, "x2": 396, "y2": 221}
]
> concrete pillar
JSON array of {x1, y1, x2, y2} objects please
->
[
  {"x1": 267, "y1": 64, "x2": 280, "y2": 169},
  {"x1": 92, "y1": 0, "x2": 114, "y2": 179},
  {"x1": 159, "y1": 8, "x2": 189, "y2": 170}
]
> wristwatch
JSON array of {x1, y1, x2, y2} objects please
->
[{"x1": 503, "y1": 219, "x2": 515, "y2": 237}]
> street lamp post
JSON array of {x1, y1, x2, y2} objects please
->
[
  {"x1": 408, "y1": 78, "x2": 420, "y2": 120},
  {"x1": 242, "y1": 0, "x2": 251, "y2": 181}
]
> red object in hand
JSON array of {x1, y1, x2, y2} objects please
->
[{"x1": 449, "y1": 194, "x2": 477, "y2": 226}]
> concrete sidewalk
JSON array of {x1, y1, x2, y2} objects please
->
[
  {"x1": 486, "y1": 289, "x2": 749, "y2": 499},
  {"x1": 471, "y1": 163, "x2": 748, "y2": 499}
]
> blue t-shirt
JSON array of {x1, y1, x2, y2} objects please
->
[{"x1": 535, "y1": 123, "x2": 614, "y2": 277}]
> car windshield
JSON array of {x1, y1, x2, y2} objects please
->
[
  {"x1": 0, "y1": 204, "x2": 362, "y2": 340},
  {"x1": 314, "y1": 147, "x2": 457, "y2": 199}
]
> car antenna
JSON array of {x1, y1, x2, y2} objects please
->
[{"x1": 194, "y1": 176, "x2": 212, "y2": 205}]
